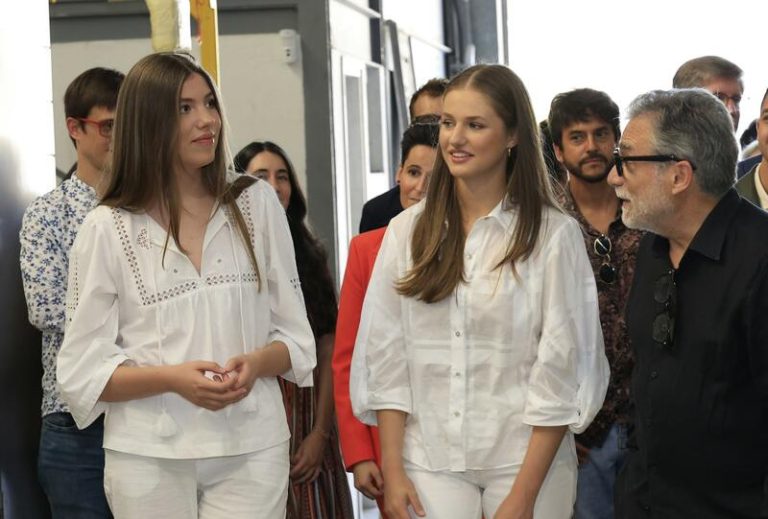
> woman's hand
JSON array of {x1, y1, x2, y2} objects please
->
[
  {"x1": 493, "y1": 489, "x2": 534, "y2": 519},
  {"x1": 224, "y1": 351, "x2": 262, "y2": 395},
  {"x1": 290, "y1": 429, "x2": 327, "y2": 483},
  {"x1": 167, "y1": 361, "x2": 245, "y2": 411},
  {"x1": 382, "y1": 465, "x2": 425, "y2": 519},
  {"x1": 352, "y1": 460, "x2": 384, "y2": 500}
]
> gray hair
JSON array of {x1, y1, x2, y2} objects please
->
[
  {"x1": 673, "y1": 56, "x2": 743, "y2": 90},
  {"x1": 627, "y1": 89, "x2": 737, "y2": 197}
]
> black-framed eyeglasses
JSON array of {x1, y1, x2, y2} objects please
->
[
  {"x1": 612, "y1": 148, "x2": 697, "y2": 177},
  {"x1": 77, "y1": 117, "x2": 114, "y2": 138},
  {"x1": 652, "y1": 269, "x2": 677, "y2": 348},
  {"x1": 593, "y1": 234, "x2": 616, "y2": 285}
]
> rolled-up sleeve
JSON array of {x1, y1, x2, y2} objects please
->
[
  {"x1": 57, "y1": 213, "x2": 131, "y2": 429},
  {"x1": 257, "y1": 184, "x2": 316, "y2": 387},
  {"x1": 523, "y1": 217, "x2": 609, "y2": 433},
  {"x1": 351, "y1": 223, "x2": 411, "y2": 426}
]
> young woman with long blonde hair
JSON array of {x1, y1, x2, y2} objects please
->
[{"x1": 351, "y1": 64, "x2": 609, "y2": 519}]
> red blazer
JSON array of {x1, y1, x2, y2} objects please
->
[{"x1": 332, "y1": 227, "x2": 386, "y2": 472}]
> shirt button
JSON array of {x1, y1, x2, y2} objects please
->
[
  {"x1": 454, "y1": 371, "x2": 461, "y2": 377},
  {"x1": 454, "y1": 411, "x2": 461, "y2": 417},
  {"x1": 455, "y1": 331, "x2": 461, "y2": 337},
  {"x1": 650, "y1": 371, "x2": 658, "y2": 379}
]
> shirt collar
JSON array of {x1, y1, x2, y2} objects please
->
[
  {"x1": 652, "y1": 188, "x2": 741, "y2": 262},
  {"x1": 70, "y1": 172, "x2": 97, "y2": 196},
  {"x1": 485, "y1": 196, "x2": 516, "y2": 231},
  {"x1": 754, "y1": 163, "x2": 768, "y2": 210},
  {"x1": 145, "y1": 203, "x2": 229, "y2": 252},
  {"x1": 557, "y1": 181, "x2": 623, "y2": 232}
]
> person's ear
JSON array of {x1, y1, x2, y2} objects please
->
[
  {"x1": 670, "y1": 159, "x2": 695, "y2": 195},
  {"x1": 66, "y1": 117, "x2": 83, "y2": 141},
  {"x1": 553, "y1": 143, "x2": 564, "y2": 164},
  {"x1": 506, "y1": 131, "x2": 518, "y2": 150}
]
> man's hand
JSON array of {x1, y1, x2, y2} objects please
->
[{"x1": 575, "y1": 441, "x2": 591, "y2": 465}]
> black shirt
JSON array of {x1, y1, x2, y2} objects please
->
[
  {"x1": 617, "y1": 189, "x2": 768, "y2": 518},
  {"x1": 358, "y1": 185, "x2": 403, "y2": 233}
]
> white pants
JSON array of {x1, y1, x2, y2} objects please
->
[
  {"x1": 405, "y1": 458, "x2": 576, "y2": 519},
  {"x1": 103, "y1": 441, "x2": 289, "y2": 519}
]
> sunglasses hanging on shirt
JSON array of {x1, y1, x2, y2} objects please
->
[{"x1": 593, "y1": 234, "x2": 616, "y2": 285}]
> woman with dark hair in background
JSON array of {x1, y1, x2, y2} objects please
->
[{"x1": 235, "y1": 141, "x2": 354, "y2": 519}]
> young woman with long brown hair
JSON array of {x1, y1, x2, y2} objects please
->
[
  {"x1": 56, "y1": 52, "x2": 315, "y2": 518},
  {"x1": 351, "y1": 64, "x2": 609, "y2": 519}
]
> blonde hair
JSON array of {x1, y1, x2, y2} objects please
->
[{"x1": 397, "y1": 64, "x2": 556, "y2": 303}]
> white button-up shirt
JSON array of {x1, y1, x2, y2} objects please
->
[
  {"x1": 351, "y1": 199, "x2": 608, "y2": 472},
  {"x1": 57, "y1": 180, "x2": 316, "y2": 459}
]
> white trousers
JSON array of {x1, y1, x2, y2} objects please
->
[
  {"x1": 103, "y1": 441, "x2": 289, "y2": 519},
  {"x1": 405, "y1": 458, "x2": 576, "y2": 519}
]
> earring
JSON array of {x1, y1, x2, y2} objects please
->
[{"x1": 507, "y1": 147, "x2": 512, "y2": 157}]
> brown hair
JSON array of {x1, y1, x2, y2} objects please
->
[
  {"x1": 103, "y1": 52, "x2": 259, "y2": 283},
  {"x1": 409, "y1": 78, "x2": 448, "y2": 119},
  {"x1": 397, "y1": 64, "x2": 556, "y2": 303}
]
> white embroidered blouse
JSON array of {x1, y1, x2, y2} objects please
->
[
  {"x1": 351, "y1": 199, "x2": 609, "y2": 472},
  {"x1": 57, "y1": 180, "x2": 316, "y2": 459}
]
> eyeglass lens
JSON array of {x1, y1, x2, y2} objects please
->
[{"x1": 98, "y1": 120, "x2": 114, "y2": 137}]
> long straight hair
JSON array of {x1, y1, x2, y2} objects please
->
[
  {"x1": 103, "y1": 52, "x2": 259, "y2": 282},
  {"x1": 397, "y1": 64, "x2": 556, "y2": 303},
  {"x1": 234, "y1": 141, "x2": 337, "y2": 336}
]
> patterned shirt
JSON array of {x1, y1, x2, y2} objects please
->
[
  {"x1": 557, "y1": 185, "x2": 642, "y2": 447},
  {"x1": 19, "y1": 175, "x2": 98, "y2": 416}
]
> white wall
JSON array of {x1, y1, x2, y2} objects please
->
[
  {"x1": 507, "y1": 0, "x2": 768, "y2": 136},
  {"x1": 51, "y1": 32, "x2": 307, "y2": 190},
  {"x1": 220, "y1": 33, "x2": 306, "y2": 188},
  {"x1": 3, "y1": 4, "x2": 55, "y2": 198},
  {"x1": 383, "y1": 0, "x2": 445, "y2": 86}
]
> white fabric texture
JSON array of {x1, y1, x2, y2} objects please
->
[
  {"x1": 103, "y1": 441, "x2": 289, "y2": 518},
  {"x1": 57, "y1": 180, "x2": 315, "y2": 459},
  {"x1": 350, "y1": 199, "x2": 609, "y2": 472},
  {"x1": 404, "y1": 449, "x2": 577, "y2": 519}
]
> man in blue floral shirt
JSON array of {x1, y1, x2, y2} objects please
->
[{"x1": 20, "y1": 67, "x2": 123, "y2": 517}]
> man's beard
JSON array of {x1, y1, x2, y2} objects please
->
[{"x1": 564, "y1": 152, "x2": 612, "y2": 184}]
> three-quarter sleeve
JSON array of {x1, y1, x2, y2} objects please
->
[
  {"x1": 351, "y1": 223, "x2": 412, "y2": 426},
  {"x1": 523, "y1": 217, "x2": 609, "y2": 433},
  {"x1": 256, "y1": 184, "x2": 316, "y2": 387},
  {"x1": 333, "y1": 233, "x2": 378, "y2": 468},
  {"x1": 57, "y1": 212, "x2": 131, "y2": 429},
  {"x1": 19, "y1": 197, "x2": 67, "y2": 333}
]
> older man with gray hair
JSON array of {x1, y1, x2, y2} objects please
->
[{"x1": 609, "y1": 89, "x2": 768, "y2": 518}]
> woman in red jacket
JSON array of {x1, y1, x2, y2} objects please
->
[{"x1": 332, "y1": 118, "x2": 439, "y2": 514}]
